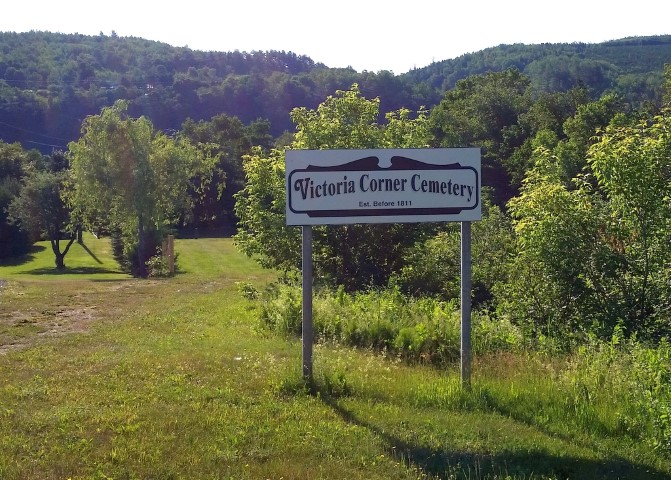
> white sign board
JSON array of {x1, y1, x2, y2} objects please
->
[{"x1": 286, "y1": 148, "x2": 481, "y2": 225}]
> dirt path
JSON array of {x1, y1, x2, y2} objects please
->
[
  {"x1": 0, "y1": 279, "x2": 136, "y2": 354},
  {"x1": 0, "y1": 277, "x2": 194, "y2": 354}
]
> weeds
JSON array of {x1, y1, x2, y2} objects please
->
[
  {"x1": 252, "y1": 282, "x2": 524, "y2": 364},
  {"x1": 252, "y1": 281, "x2": 671, "y2": 459}
]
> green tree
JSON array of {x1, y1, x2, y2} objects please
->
[
  {"x1": 396, "y1": 193, "x2": 514, "y2": 305},
  {"x1": 588, "y1": 108, "x2": 671, "y2": 335},
  {"x1": 67, "y1": 100, "x2": 216, "y2": 276},
  {"x1": 505, "y1": 87, "x2": 592, "y2": 187},
  {"x1": 500, "y1": 148, "x2": 611, "y2": 339},
  {"x1": 234, "y1": 84, "x2": 433, "y2": 290},
  {"x1": 429, "y1": 69, "x2": 533, "y2": 205},
  {"x1": 0, "y1": 141, "x2": 42, "y2": 259},
  {"x1": 664, "y1": 64, "x2": 671, "y2": 105},
  {"x1": 180, "y1": 114, "x2": 273, "y2": 230},
  {"x1": 8, "y1": 168, "x2": 75, "y2": 269},
  {"x1": 500, "y1": 105, "x2": 671, "y2": 340}
]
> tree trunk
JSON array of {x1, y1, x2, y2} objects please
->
[
  {"x1": 50, "y1": 235, "x2": 76, "y2": 271},
  {"x1": 55, "y1": 252, "x2": 65, "y2": 270},
  {"x1": 137, "y1": 220, "x2": 148, "y2": 277}
]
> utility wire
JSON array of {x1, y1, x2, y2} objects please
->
[
  {"x1": 0, "y1": 120, "x2": 70, "y2": 142},
  {"x1": 24, "y1": 140, "x2": 68, "y2": 149}
]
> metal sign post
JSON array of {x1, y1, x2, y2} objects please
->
[
  {"x1": 302, "y1": 226, "x2": 313, "y2": 379},
  {"x1": 460, "y1": 221, "x2": 472, "y2": 387}
]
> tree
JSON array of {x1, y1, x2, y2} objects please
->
[
  {"x1": 234, "y1": 84, "x2": 434, "y2": 290},
  {"x1": 395, "y1": 192, "x2": 514, "y2": 305},
  {"x1": 664, "y1": 64, "x2": 671, "y2": 105},
  {"x1": 66, "y1": 100, "x2": 216, "y2": 276},
  {"x1": 180, "y1": 114, "x2": 273, "y2": 230},
  {"x1": 429, "y1": 69, "x2": 534, "y2": 205},
  {"x1": 0, "y1": 141, "x2": 42, "y2": 259},
  {"x1": 500, "y1": 148, "x2": 610, "y2": 338},
  {"x1": 8, "y1": 169, "x2": 75, "y2": 269},
  {"x1": 588, "y1": 107, "x2": 671, "y2": 335},
  {"x1": 500, "y1": 104, "x2": 671, "y2": 340}
]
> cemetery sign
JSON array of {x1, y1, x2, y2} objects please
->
[{"x1": 286, "y1": 148, "x2": 481, "y2": 225}]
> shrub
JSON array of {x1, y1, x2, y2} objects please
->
[{"x1": 146, "y1": 253, "x2": 171, "y2": 277}]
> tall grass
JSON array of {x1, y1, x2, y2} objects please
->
[
  {"x1": 246, "y1": 282, "x2": 524, "y2": 364},
  {"x1": 247, "y1": 281, "x2": 671, "y2": 460}
]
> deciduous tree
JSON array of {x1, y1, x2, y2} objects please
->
[
  {"x1": 234, "y1": 84, "x2": 433, "y2": 290},
  {"x1": 500, "y1": 103, "x2": 671, "y2": 340},
  {"x1": 8, "y1": 168, "x2": 75, "y2": 269},
  {"x1": 66, "y1": 100, "x2": 216, "y2": 276},
  {"x1": 0, "y1": 141, "x2": 42, "y2": 258}
]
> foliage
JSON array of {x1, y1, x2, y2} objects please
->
[
  {"x1": 429, "y1": 69, "x2": 534, "y2": 205},
  {"x1": 66, "y1": 100, "x2": 216, "y2": 276},
  {"x1": 501, "y1": 104, "x2": 671, "y2": 340},
  {"x1": 145, "y1": 252, "x2": 173, "y2": 278},
  {"x1": 428, "y1": 72, "x2": 625, "y2": 209},
  {"x1": 7, "y1": 166, "x2": 75, "y2": 269},
  {"x1": 0, "y1": 141, "x2": 42, "y2": 258},
  {"x1": 405, "y1": 35, "x2": 671, "y2": 107},
  {"x1": 180, "y1": 114, "x2": 273, "y2": 230},
  {"x1": 252, "y1": 282, "x2": 524, "y2": 365},
  {"x1": 234, "y1": 84, "x2": 435, "y2": 290},
  {"x1": 395, "y1": 193, "x2": 515, "y2": 305},
  {"x1": 1, "y1": 30, "x2": 669, "y2": 161},
  {"x1": 0, "y1": 31, "x2": 420, "y2": 153},
  {"x1": 664, "y1": 64, "x2": 671, "y2": 105},
  {"x1": 588, "y1": 108, "x2": 671, "y2": 335}
]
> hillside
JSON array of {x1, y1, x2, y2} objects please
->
[
  {"x1": 0, "y1": 31, "x2": 670, "y2": 152},
  {"x1": 404, "y1": 35, "x2": 671, "y2": 102}
]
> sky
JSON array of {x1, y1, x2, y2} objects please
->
[{"x1": 1, "y1": 0, "x2": 670, "y2": 74}]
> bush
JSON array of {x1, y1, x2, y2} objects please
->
[
  {"x1": 257, "y1": 282, "x2": 302, "y2": 337},
  {"x1": 394, "y1": 195, "x2": 514, "y2": 307},
  {"x1": 146, "y1": 252, "x2": 177, "y2": 278},
  {"x1": 110, "y1": 227, "x2": 163, "y2": 277}
]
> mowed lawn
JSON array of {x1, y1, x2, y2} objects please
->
[{"x1": 1, "y1": 236, "x2": 670, "y2": 479}]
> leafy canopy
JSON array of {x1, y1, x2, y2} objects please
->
[
  {"x1": 234, "y1": 84, "x2": 433, "y2": 290},
  {"x1": 66, "y1": 100, "x2": 216, "y2": 275},
  {"x1": 502, "y1": 102, "x2": 671, "y2": 340},
  {"x1": 8, "y1": 167, "x2": 75, "y2": 269}
]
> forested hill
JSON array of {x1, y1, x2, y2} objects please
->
[
  {"x1": 1, "y1": 31, "x2": 670, "y2": 153},
  {"x1": 404, "y1": 35, "x2": 671, "y2": 102}
]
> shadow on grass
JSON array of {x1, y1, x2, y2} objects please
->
[
  {"x1": 480, "y1": 389, "x2": 671, "y2": 479},
  {"x1": 79, "y1": 241, "x2": 103, "y2": 264},
  {"x1": 321, "y1": 395, "x2": 671, "y2": 480},
  {"x1": 0, "y1": 245, "x2": 47, "y2": 267},
  {"x1": 20, "y1": 266, "x2": 123, "y2": 275}
]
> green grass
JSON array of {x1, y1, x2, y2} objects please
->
[
  {"x1": 0, "y1": 236, "x2": 670, "y2": 479},
  {"x1": 0, "y1": 233, "x2": 128, "y2": 280}
]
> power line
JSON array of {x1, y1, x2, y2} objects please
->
[
  {"x1": 0, "y1": 120, "x2": 70, "y2": 142},
  {"x1": 24, "y1": 140, "x2": 68, "y2": 149}
]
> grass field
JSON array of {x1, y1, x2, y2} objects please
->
[{"x1": 1, "y1": 236, "x2": 670, "y2": 479}]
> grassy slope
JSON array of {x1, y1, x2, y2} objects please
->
[{"x1": 0, "y1": 236, "x2": 669, "y2": 479}]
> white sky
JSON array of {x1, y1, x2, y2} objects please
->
[{"x1": 2, "y1": 1, "x2": 670, "y2": 74}]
